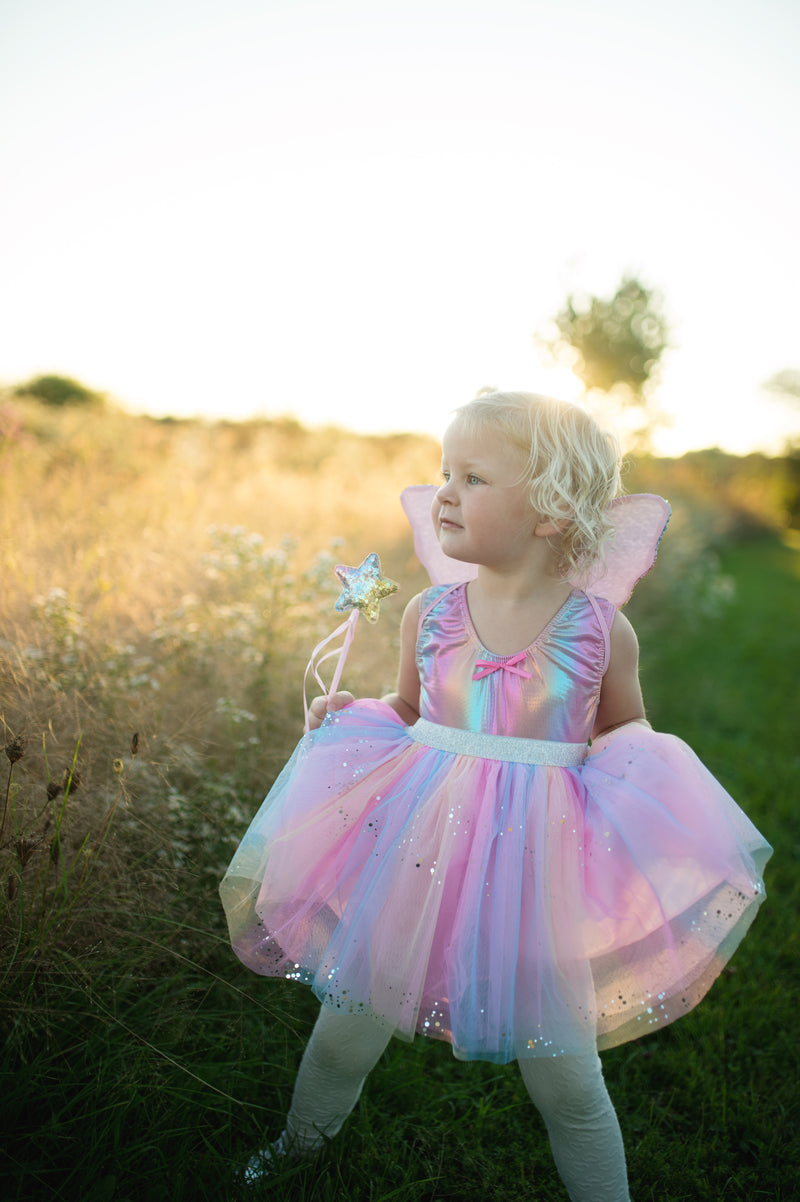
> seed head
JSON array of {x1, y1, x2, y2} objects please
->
[
  {"x1": 4, "y1": 735, "x2": 26, "y2": 765},
  {"x1": 47, "y1": 780, "x2": 62, "y2": 801},
  {"x1": 131, "y1": 732, "x2": 139, "y2": 756},
  {"x1": 15, "y1": 838, "x2": 39, "y2": 868},
  {"x1": 63, "y1": 767, "x2": 81, "y2": 792}
]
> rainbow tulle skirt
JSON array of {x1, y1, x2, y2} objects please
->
[{"x1": 220, "y1": 701, "x2": 771, "y2": 1063}]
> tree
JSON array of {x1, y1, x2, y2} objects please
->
[
  {"x1": 763, "y1": 368, "x2": 800, "y2": 403},
  {"x1": 538, "y1": 276, "x2": 669, "y2": 402},
  {"x1": 763, "y1": 368, "x2": 800, "y2": 456},
  {"x1": 536, "y1": 276, "x2": 670, "y2": 450},
  {"x1": 14, "y1": 374, "x2": 103, "y2": 407}
]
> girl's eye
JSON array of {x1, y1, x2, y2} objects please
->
[{"x1": 440, "y1": 470, "x2": 483, "y2": 485}]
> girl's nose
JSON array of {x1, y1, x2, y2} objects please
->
[{"x1": 436, "y1": 478, "x2": 455, "y2": 504}]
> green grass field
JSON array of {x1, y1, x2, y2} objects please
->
[{"x1": 2, "y1": 532, "x2": 796, "y2": 1202}]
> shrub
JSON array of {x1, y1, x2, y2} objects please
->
[{"x1": 14, "y1": 373, "x2": 103, "y2": 407}]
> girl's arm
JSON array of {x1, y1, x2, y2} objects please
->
[
  {"x1": 381, "y1": 594, "x2": 422, "y2": 724},
  {"x1": 592, "y1": 610, "x2": 649, "y2": 739},
  {"x1": 307, "y1": 595, "x2": 422, "y2": 730}
]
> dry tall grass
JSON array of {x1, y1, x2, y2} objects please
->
[{"x1": 1, "y1": 398, "x2": 442, "y2": 983}]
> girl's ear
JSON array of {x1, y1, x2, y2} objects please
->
[{"x1": 534, "y1": 517, "x2": 570, "y2": 538}]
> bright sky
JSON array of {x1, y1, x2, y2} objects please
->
[{"x1": 1, "y1": 0, "x2": 798, "y2": 454}]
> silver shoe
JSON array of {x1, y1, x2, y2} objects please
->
[{"x1": 242, "y1": 1131, "x2": 318, "y2": 1187}]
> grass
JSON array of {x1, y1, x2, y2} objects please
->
[
  {"x1": 1, "y1": 401, "x2": 798, "y2": 1200},
  {"x1": 3, "y1": 535, "x2": 796, "y2": 1202}
]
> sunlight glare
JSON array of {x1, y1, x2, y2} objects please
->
[{"x1": 531, "y1": 365, "x2": 586, "y2": 404}]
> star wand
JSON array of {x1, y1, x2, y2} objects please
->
[{"x1": 302, "y1": 553, "x2": 399, "y2": 732}]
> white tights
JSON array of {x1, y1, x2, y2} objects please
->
[{"x1": 283, "y1": 1007, "x2": 631, "y2": 1202}]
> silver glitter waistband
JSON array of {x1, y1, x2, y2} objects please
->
[{"x1": 407, "y1": 718, "x2": 587, "y2": 766}]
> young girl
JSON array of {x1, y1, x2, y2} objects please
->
[{"x1": 221, "y1": 392, "x2": 771, "y2": 1201}]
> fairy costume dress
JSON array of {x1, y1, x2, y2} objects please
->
[{"x1": 220, "y1": 490, "x2": 771, "y2": 1064}]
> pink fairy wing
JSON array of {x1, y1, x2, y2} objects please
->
[
  {"x1": 400, "y1": 485, "x2": 479, "y2": 587},
  {"x1": 400, "y1": 485, "x2": 670, "y2": 607},
  {"x1": 569, "y1": 493, "x2": 671, "y2": 605}
]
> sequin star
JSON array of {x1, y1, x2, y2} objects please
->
[{"x1": 334, "y1": 553, "x2": 399, "y2": 623}]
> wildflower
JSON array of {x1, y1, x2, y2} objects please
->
[{"x1": 113, "y1": 759, "x2": 124, "y2": 775}]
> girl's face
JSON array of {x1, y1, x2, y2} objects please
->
[{"x1": 433, "y1": 419, "x2": 538, "y2": 569}]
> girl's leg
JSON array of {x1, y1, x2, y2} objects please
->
[
  {"x1": 517, "y1": 1051, "x2": 631, "y2": 1202},
  {"x1": 283, "y1": 1005, "x2": 393, "y2": 1152}
]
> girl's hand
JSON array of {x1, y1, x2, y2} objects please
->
[{"x1": 307, "y1": 691, "x2": 356, "y2": 730}]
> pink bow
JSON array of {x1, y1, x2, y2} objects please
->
[{"x1": 473, "y1": 652, "x2": 533, "y2": 681}]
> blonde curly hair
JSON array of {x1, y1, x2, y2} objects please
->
[{"x1": 453, "y1": 390, "x2": 622, "y2": 577}]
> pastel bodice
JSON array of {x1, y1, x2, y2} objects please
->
[{"x1": 416, "y1": 584, "x2": 616, "y2": 743}]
